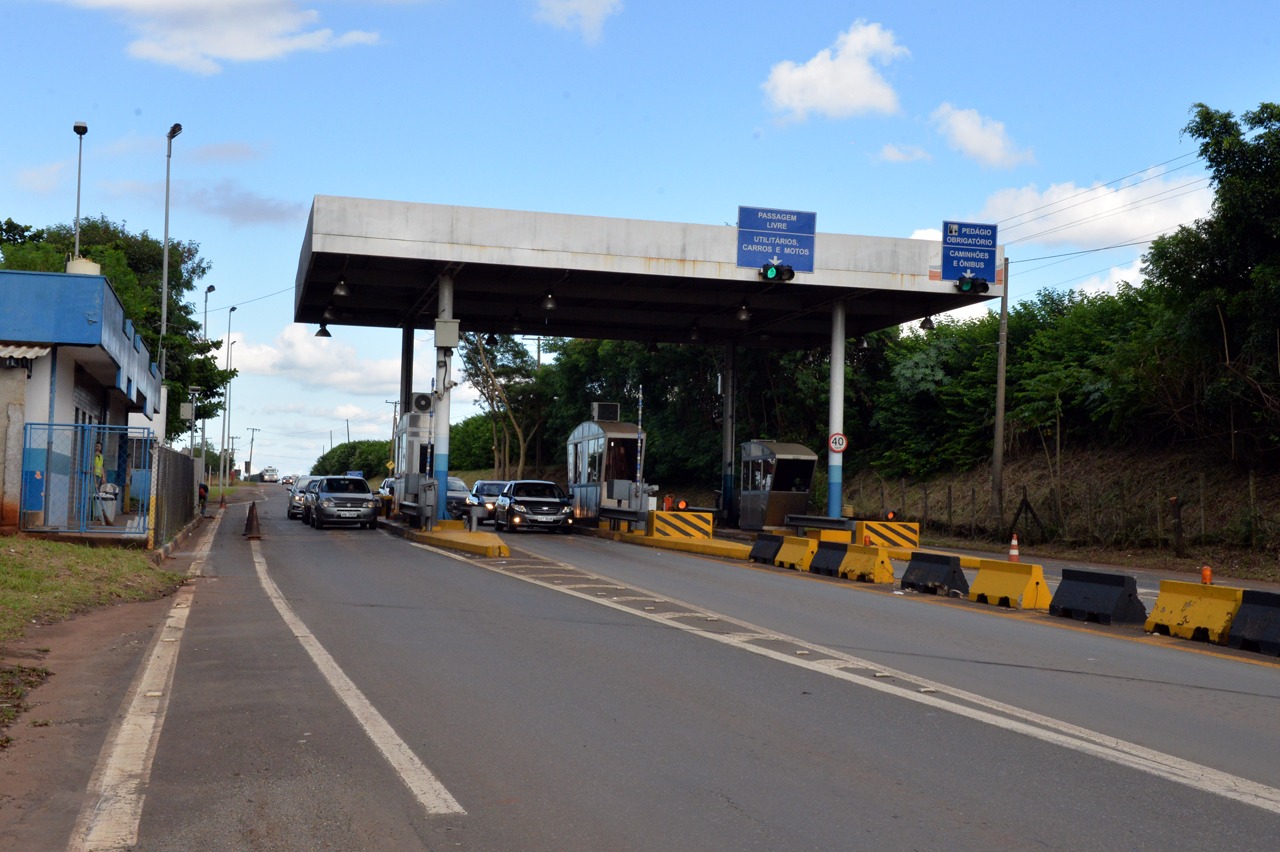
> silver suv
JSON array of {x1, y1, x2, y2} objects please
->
[{"x1": 308, "y1": 476, "x2": 380, "y2": 530}]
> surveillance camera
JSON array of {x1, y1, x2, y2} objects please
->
[{"x1": 73, "y1": 122, "x2": 88, "y2": 136}]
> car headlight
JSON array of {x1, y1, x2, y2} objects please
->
[
  {"x1": 485, "y1": 501, "x2": 495, "y2": 510},
  {"x1": 365, "y1": 499, "x2": 378, "y2": 509},
  {"x1": 320, "y1": 498, "x2": 335, "y2": 508},
  {"x1": 513, "y1": 502, "x2": 528, "y2": 513}
]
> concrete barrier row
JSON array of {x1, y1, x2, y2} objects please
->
[{"x1": 750, "y1": 536, "x2": 1278, "y2": 656}]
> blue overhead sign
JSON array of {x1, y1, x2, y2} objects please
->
[
  {"x1": 737, "y1": 205, "x2": 816, "y2": 274},
  {"x1": 941, "y1": 220, "x2": 998, "y2": 284}
]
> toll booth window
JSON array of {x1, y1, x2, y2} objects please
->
[
  {"x1": 606, "y1": 439, "x2": 636, "y2": 482},
  {"x1": 774, "y1": 459, "x2": 811, "y2": 491},
  {"x1": 586, "y1": 437, "x2": 603, "y2": 482}
]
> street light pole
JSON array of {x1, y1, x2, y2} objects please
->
[
  {"x1": 189, "y1": 385, "x2": 202, "y2": 513},
  {"x1": 219, "y1": 307, "x2": 236, "y2": 490},
  {"x1": 203, "y1": 284, "x2": 215, "y2": 340},
  {"x1": 159, "y1": 122, "x2": 182, "y2": 378},
  {"x1": 73, "y1": 122, "x2": 87, "y2": 258}
]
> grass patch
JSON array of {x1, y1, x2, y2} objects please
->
[{"x1": 0, "y1": 537, "x2": 186, "y2": 644}]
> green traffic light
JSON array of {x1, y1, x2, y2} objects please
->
[{"x1": 764, "y1": 265, "x2": 778, "y2": 279}]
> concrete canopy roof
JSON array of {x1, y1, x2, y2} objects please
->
[{"x1": 294, "y1": 197, "x2": 1001, "y2": 350}]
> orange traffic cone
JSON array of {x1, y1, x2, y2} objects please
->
[
  {"x1": 863, "y1": 534, "x2": 871, "y2": 547},
  {"x1": 1009, "y1": 533, "x2": 1020, "y2": 562},
  {"x1": 243, "y1": 501, "x2": 262, "y2": 540},
  {"x1": 1201, "y1": 565, "x2": 1213, "y2": 585}
]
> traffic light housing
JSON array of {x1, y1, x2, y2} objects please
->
[
  {"x1": 954, "y1": 276, "x2": 989, "y2": 294},
  {"x1": 761, "y1": 262, "x2": 795, "y2": 282}
]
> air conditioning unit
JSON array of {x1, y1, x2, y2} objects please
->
[
  {"x1": 411, "y1": 392, "x2": 433, "y2": 413},
  {"x1": 592, "y1": 402, "x2": 620, "y2": 421}
]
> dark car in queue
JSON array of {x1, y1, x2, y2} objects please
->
[
  {"x1": 466, "y1": 479, "x2": 509, "y2": 524},
  {"x1": 445, "y1": 476, "x2": 471, "y2": 520},
  {"x1": 493, "y1": 479, "x2": 574, "y2": 533},
  {"x1": 288, "y1": 475, "x2": 319, "y2": 520},
  {"x1": 308, "y1": 476, "x2": 380, "y2": 529}
]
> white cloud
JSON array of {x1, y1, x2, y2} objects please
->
[
  {"x1": 879, "y1": 143, "x2": 930, "y2": 163},
  {"x1": 930, "y1": 103, "x2": 1032, "y2": 168},
  {"x1": 58, "y1": 0, "x2": 379, "y2": 74},
  {"x1": 763, "y1": 20, "x2": 908, "y2": 121},
  {"x1": 233, "y1": 324, "x2": 483, "y2": 412},
  {"x1": 16, "y1": 161, "x2": 66, "y2": 194},
  {"x1": 534, "y1": 0, "x2": 623, "y2": 44},
  {"x1": 1075, "y1": 259, "x2": 1142, "y2": 296},
  {"x1": 909, "y1": 227, "x2": 941, "y2": 241},
  {"x1": 982, "y1": 173, "x2": 1213, "y2": 248}
]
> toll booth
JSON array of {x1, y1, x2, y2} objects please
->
[
  {"x1": 567, "y1": 416, "x2": 649, "y2": 522},
  {"x1": 738, "y1": 440, "x2": 817, "y2": 530}
]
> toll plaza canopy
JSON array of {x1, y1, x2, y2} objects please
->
[{"x1": 293, "y1": 196, "x2": 1002, "y2": 348}]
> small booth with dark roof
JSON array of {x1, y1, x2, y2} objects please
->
[{"x1": 738, "y1": 440, "x2": 818, "y2": 530}]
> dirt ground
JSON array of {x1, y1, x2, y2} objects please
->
[{"x1": 0, "y1": 579, "x2": 177, "y2": 847}]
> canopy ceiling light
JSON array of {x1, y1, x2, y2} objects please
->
[
  {"x1": 484, "y1": 332, "x2": 498, "y2": 346},
  {"x1": 856, "y1": 336, "x2": 870, "y2": 349},
  {"x1": 920, "y1": 316, "x2": 936, "y2": 331},
  {"x1": 542, "y1": 291, "x2": 557, "y2": 311},
  {"x1": 315, "y1": 323, "x2": 332, "y2": 338},
  {"x1": 333, "y1": 277, "x2": 350, "y2": 297},
  {"x1": 736, "y1": 302, "x2": 751, "y2": 322}
]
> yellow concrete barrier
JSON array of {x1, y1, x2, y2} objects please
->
[
  {"x1": 774, "y1": 535, "x2": 818, "y2": 571},
  {"x1": 648, "y1": 511, "x2": 714, "y2": 539},
  {"x1": 1145, "y1": 580, "x2": 1244, "y2": 644},
  {"x1": 837, "y1": 545, "x2": 895, "y2": 584},
  {"x1": 855, "y1": 521, "x2": 920, "y2": 549},
  {"x1": 969, "y1": 559, "x2": 1051, "y2": 610}
]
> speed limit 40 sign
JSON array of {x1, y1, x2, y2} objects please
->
[{"x1": 828, "y1": 432, "x2": 847, "y2": 453}]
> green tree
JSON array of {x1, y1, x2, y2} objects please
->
[{"x1": 1140, "y1": 102, "x2": 1280, "y2": 465}]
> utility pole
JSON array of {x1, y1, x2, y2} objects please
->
[
  {"x1": 246, "y1": 427, "x2": 260, "y2": 477},
  {"x1": 992, "y1": 256, "x2": 1010, "y2": 527}
]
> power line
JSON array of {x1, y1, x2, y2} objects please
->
[{"x1": 997, "y1": 151, "x2": 1202, "y2": 231}]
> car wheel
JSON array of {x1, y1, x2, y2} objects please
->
[
  {"x1": 313, "y1": 513, "x2": 323, "y2": 529},
  {"x1": 494, "y1": 514, "x2": 505, "y2": 531}
]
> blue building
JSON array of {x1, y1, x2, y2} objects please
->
[{"x1": 0, "y1": 268, "x2": 161, "y2": 535}]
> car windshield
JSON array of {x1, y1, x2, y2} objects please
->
[
  {"x1": 476, "y1": 482, "x2": 505, "y2": 496},
  {"x1": 513, "y1": 482, "x2": 563, "y2": 499},
  {"x1": 323, "y1": 478, "x2": 370, "y2": 494},
  {"x1": 448, "y1": 477, "x2": 468, "y2": 492}
]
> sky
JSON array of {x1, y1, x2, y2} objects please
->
[{"x1": 3, "y1": 0, "x2": 1276, "y2": 476}]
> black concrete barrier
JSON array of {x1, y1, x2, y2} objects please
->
[
  {"x1": 809, "y1": 541, "x2": 849, "y2": 577},
  {"x1": 748, "y1": 533, "x2": 785, "y2": 565},
  {"x1": 1049, "y1": 568, "x2": 1147, "y2": 625},
  {"x1": 900, "y1": 552, "x2": 968, "y2": 596},
  {"x1": 1226, "y1": 589, "x2": 1280, "y2": 656}
]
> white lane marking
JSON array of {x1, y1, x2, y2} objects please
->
[
  {"x1": 70, "y1": 512, "x2": 225, "y2": 849},
  {"x1": 69, "y1": 584, "x2": 196, "y2": 850},
  {"x1": 412, "y1": 540, "x2": 1280, "y2": 816},
  {"x1": 249, "y1": 541, "x2": 465, "y2": 815}
]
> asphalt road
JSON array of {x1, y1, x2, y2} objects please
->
[{"x1": 64, "y1": 488, "x2": 1280, "y2": 849}]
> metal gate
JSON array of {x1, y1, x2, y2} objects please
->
[{"x1": 20, "y1": 423, "x2": 154, "y2": 537}]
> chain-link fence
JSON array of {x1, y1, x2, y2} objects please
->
[
  {"x1": 152, "y1": 444, "x2": 196, "y2": 546},
  {"x1": 846, "y1": 467, "x2": 1280, "y2": 555},
  {"x1": 19, "y1": 423, "x2": 197, "y2": 547}
]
